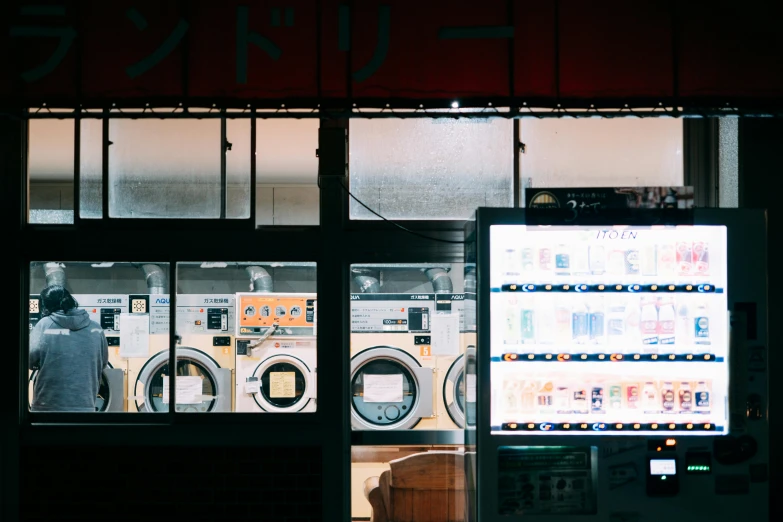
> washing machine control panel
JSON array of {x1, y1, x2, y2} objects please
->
[
  {"x1": 236, "y1": 293, "x2": 317, "y2": 338},
  {"x1": 176, "y1": 294, "x2": 236, "y2": 334}
]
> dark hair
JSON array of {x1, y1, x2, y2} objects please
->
[{"x1": 40, "y1": 285, "x2": 79, "y2": 316}]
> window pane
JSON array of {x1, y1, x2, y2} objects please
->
[
  {"x1": 176, "y1": 262, "x2": 317, "y2": 413},
  {"x1": 349, "y1": 118, "x2": 514, "y2": 220},
  {"x1": 109, "y1": 119, "x2": 230, "y2": 218},
  {"x1": 349, "y1": 264, "x2": 474, "y2": 517},
  {"x1": 28, "y1": 261, "x2": 170, "y2": 413},
  {"x1": 719, "y1": 118, "x2": 739, "y2": 208},
  {"x1": 28, "y1": 119, "x2": 74, "y2": 224},
  {"x1": 79, "y1": 119, "x2": 103, "y2": 218},
  {"x1": 227, "y1": 119, "x2": 252, "y2": 219},
  {"x1": 256, "y1": 120, "x2": 319, "y2": 225},
  {"x1": 520, "y1": 118, "x2": 684, "y2": 190}
]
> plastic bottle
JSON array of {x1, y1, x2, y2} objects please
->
[
  {"x1": 589, "y1": 245, "x2": 606, "y2": 275},
  {"x1": 694, "y1": 301, "x2": 711, "y2": 345},
  {"x1": 588, "y1": 295, "x2": 606, "y2": 347},
  {"x1": 520, "y1": 303, "x2": 536, "y2": 345},
  {"x1": 661, "y1": 382, "x2": 676, "y2": 412},
  {"x1": 678, "y1": 382, "x2": 693, "y2": 412},
  {"x1": 657, "y1": 297, "x2": 676, "y2": 346},
  {"x1": 695, "y1": 381, "x2": 710, "y2": 413},
  {"x1": 555, "y1": 244, "x2": 571, "y2": 276},
  {"x1": 624, "y1": 296, "x2": 642, "y2": 349},
  {"x1": 642, "y1": 381, "x2": 658, "y2": 412},
  {"x1": 535, "y1": 294, "x2": 556, "y2": 345},
  {"x1": 572, "y1": 301, "x2": 589, "y2": 345},
  {"x1": 505, "y1": 298, "x2": 521, "y2": 345},
  {"x1": 640, "y1": 297, "x2": 659, "y2": 349},
  {"x1": 606, "y1": 297, "x2": 626, "y2": 347},
  {"x1": 676, "y1": 298, "x2": 691, "y2": 353},
  {"x1": 554, "y1": 297, "x2": 572, "y2": 346}
]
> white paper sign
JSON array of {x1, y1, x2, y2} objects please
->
[
  {"x1": 161, "y1": 376, "x2": 203, "y2": 404},
  {"x1": 244, "y1": 379, "x2": 261, "y2": 394},
  {"x1": 363, "y1": 374, "x2": 403, "y2": 403},
  {"x1": 466, "y1": 374, "x2": 477, "y2": 403},
  {"x1": 432, "y1": 313, "x2": 460, "y2": 355},
  {"x1": 119, "y1": 313, "x2": 150, "y2": 358}
]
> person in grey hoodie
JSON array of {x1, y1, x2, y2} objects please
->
[{"x1": 29, "y1": 285, "x2": 109, "y2": 412}]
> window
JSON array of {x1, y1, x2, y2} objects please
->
[
  {"x1": 520, "y1": 118, "x2": 684, "y2": 191},
  {"x1": 27, "y1": 119, "x2": 74, "y2": 224},
  {"x1": 175, "y1": 262, "x2": 317, "y2": 413},
  {"x1": 349, "y1": 118, "x2": 514, "y2": 220},
  {"x1": 28, "y1": 261, "x2": 170, "y2": 413}
]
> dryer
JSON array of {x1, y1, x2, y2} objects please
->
[
  {"x1": 350, "y1": 293, "x2": 437, "y2": 430},
  {"x1": 235, "y1": 293, "x2": 317, "y2": 413},
  {"x1": 28, "y1": 294, "x2": 126, "y2": 412},
  {"x1": 128, "y1": 294, "x2": 233, "y2": 412}
]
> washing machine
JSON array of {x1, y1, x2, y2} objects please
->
[
  {"x1": 127, "y1": 294, "x2": 233, "y2": 412},
  {"x1": 350, "y1": 293, "x2": 437, "y2": 430},
  {"x1": 28, "y1": 294, "x2": 126, "y2": 412},
  {"x1": 234, "y1": 292, "x2": 317, "y2": 413}
]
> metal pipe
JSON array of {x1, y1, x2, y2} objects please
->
[
  {"x1": 141, "y1": 264, "x2": 167, "y2": 294},
  {"x1": 424, "y1": 267, "x2": 453, "y2": 293},
  {"x1": 246, "y1": 266, "x2": 273, "y2": 292},
  {"x1": 43, "y1": 262, "x2": 66, "y2": 287}
]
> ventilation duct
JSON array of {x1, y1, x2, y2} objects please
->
[
  {"x1": 354, "y1": 274, "x2": 381, "y2": 293},
  {"x1": 424, "y1": 267, "x2": 453, "y2": 294},
  {"x1": 464, "y1": 266, "x2": 476, "y2": 294},
  {"x1": 246, "y1": 266, "x2": 273, "y2": 292},
  {"x1": 43, "y1": 262, "x2": 66, "y2": 287},
  {"x1": 141, "y1": 264, "x2": 167, "y2": 294}
]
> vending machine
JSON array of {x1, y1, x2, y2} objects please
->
[{"x1": 468, "y1": 208, "x2": 768, "y2": 522}]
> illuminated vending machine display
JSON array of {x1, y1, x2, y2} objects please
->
[
  {"x1": 470, "y1": 208, "x2": 768, "y2": 522},
  {"x1": 489, "y1": 224, "x2": 729, "y2": 435}
]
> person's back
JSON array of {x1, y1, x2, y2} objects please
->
[{"x1": 30, "y1": 286, "x2": 108, "y2": 412}]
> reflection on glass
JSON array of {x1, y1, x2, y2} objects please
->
[
  {"x1": 352, "y1": 359, "x2": 418, "y2": 427},
  {"x1": 28, "y1": 261, "x2": 169, "y2": 413}
]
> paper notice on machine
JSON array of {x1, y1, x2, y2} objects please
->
[
  {"x1": 162, "y1": 376, "x2": 204, "y2": 404},
  {"x1": 363, "y1": 374, "x2": 403, "y2": 403},
  {"x1": 119, "y1": 313, "x2": 150, "y2": 358}
]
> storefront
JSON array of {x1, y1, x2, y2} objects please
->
[{"x1": 4, "y1": 2, "x2": 782, "y2": 521}]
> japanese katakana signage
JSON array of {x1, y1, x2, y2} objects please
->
[{"x1": 3, "y1": 0, "x2": 782, "y2": 106}]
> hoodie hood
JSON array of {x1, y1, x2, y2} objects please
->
[{"x1": 48, "y1": 309, "x2": 92, "y2": 331}]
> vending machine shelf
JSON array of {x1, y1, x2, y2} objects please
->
[
  {"x1": 493, "y1": 353, "x2": 722, "y2": 362},
  {"x1": 493, "y1": 421, "x2": 722, "y2": 434},
  {"x1": 495, "y1": 283, "x2": 722, "y2": 294}
]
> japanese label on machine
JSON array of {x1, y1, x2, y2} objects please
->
[
  {"x1": 350, "y1": 293, "x2": 434, "y2": 333},
  {"x1": 497, "y1": 446, "x2": 596, "y2": 516}
]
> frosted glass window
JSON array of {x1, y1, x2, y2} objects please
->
[
  {"x1": 520, "y1": 119, "x2": 683, "y2": 191},
  {"x1": 80, "y1": 119, "x2": 103, "y2": 219},
  {"x1": 255, "y1": 120, "x2": 319, "y2": 225},
  {"x1": 28, "y1": 119, "x2": 74, "y2": 224},
  {"x1": 108, "y1": 119, "x2": 225, "y2": 218},
  {"x1": 718, "y1": 118, "x2": 739, "y2": 208},
  {"x1": 226, "y1": 119, "x2": 252, "y2": 219},
  {"x1": 349, "y1": 118, "x2": 514, "y2": 220}
]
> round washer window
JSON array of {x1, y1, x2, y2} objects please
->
[
  {"x1": 455, "y1": 372, "x2": 466, "y2": 414},
  {"x1": 257, "y1": 362, "x2": 307, "y2": 408},
  {"x1": 147, "y1": 359, "x2": 216, "y2": 412},
  {"x1": 351, "y1": 359, "x2": 417, "y2": 426}
]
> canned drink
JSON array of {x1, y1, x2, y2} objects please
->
[
  {"x1": 609, "y1": 386, "x2": 622, "y2": 409},
  {"x1": 626, "y1": 384, "x2": 639, "y2": 408},
  {"x1": 676, "y1": 241, "x2": 693, "y2": 276},
  {"x1": 591, "y1": 387, "x2": 605, "y2": 413},
  {"x1": 692, "y1": 241, "x2": 709, "y2": 275}
]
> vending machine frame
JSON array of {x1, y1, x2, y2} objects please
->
[{"x1": 468, "y1": 207, "x2": 769, "y2": 522}]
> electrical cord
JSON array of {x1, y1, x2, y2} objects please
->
[
  {"x1": 249, "y1": 322, "x2": 279, "y2": 350},
  {"x1": 335, "y1": 180, "x2": 467, "y2": 245}
]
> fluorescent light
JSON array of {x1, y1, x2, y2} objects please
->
[
  {"x1": 200, "y1": 262, "x2": 228, "y2": 268},
  {"x1": 91, "y1": 262, "x2": 114, "y2": 268}
]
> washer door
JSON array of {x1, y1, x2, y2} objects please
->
[
  {"x1": 135, "y1": 347, "x2": 229, "y2": 412},
  {"x1": 443, "y1": 354, "x2": 466, "y2": 429},
  {"x1": 29, "y1": 363, "x2": 116, "y2": 412},
  {"x1": 250, "y1": 355, "x2": 313, "y2": 412},
  {"x1": 350, "y1": 346, "x2": 433, "y2": 430}
]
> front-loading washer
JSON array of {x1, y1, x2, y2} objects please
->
[
  {"x1": 28, "y1": 294, "x2": 127, "y2": 412},
  {"x1": 235, "y1": 293, "x2": 317, "y2": 413},
  {"x1": 127, "y1": 294, "x2": 232, "y2": 412}
]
